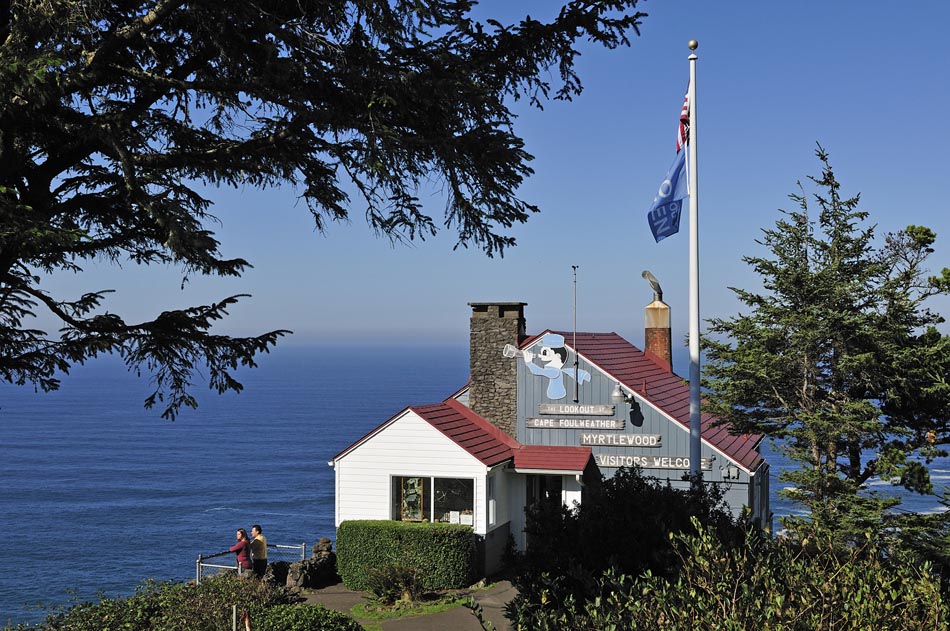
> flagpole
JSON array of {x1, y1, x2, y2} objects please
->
[{"x1": 687, "y1": 40, "x2": 701, "y2": 485}]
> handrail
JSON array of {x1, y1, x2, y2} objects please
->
[{"x1": 195, "y1": 542, "x2": 307, "y2": 583}]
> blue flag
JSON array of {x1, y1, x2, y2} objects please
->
[{"x1": 647, "y1": 150, "x2": 688, "y2": 243}]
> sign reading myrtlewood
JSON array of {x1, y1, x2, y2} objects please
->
[{"x1": 581, "y1": 433, "x2": 662, "y2": 447}]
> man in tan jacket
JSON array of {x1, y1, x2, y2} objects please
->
[{"x1": 250, "y1": 524, "x2": 268, "y2": 578}]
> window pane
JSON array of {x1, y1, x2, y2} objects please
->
[
  {"x1": 487, "y1": 476, "x2": 496, "y2": 526},
  {"x1": 434, "y1": 478, "x2": 474, "y2": 525},
  {"x1": 392, "y1": 476, "x2": 430, "y2": 522}
]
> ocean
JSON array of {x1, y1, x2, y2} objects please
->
[
  {"x1": 1, "y1": 346, "x2": 468, "y2": 625},
  {"x1": 2, "y1": 346, "x2": 947, "y2": 625}
]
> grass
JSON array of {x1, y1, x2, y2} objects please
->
[
  {"x1": 350, "y1": 594, "x2": 469, "y2": 621},
  {"x1": 349, "y1": 580, "x2": 497, "y2": 624}
]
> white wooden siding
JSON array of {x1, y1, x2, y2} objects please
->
[{"x1": 334, "y1": 411, "x2": 490, "y2": 534}]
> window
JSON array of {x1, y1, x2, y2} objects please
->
[
  {"x1": 435, "y1": 478, "x2": 475, "y2": 525},
  {"x1": 526, "y1": 474, "x2": 562, "y2": 507},
  {"x1": 487, "y1": 475, "x2": 496, "y2": 526},
  {"x1": 391, "y1": 476, "x2": 474, "y2": 525},
  {"x1": 392, "y1": 476, "x2": 430, "y2": 522}
]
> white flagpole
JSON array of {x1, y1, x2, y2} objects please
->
[{"x1": 687, "y1": 40, "x2": 701, "y2": 484}]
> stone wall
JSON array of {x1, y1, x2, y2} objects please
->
[{"x1": 468, "y1": 302, "x2": 526, "y2": 438}]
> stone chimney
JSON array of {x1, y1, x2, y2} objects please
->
[
  {"x1": 468, "y1": 302, "x2": 526, "y2": 437},
  {"x1": 643, "y1": 275, "x2": 672, "y2": 371}
]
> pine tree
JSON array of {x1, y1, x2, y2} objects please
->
[
  {"x1": 703, "y1": 146, "x2": 950, "y2": 540},
  {"x1": 0, "y1": 1, "x2": 646, "y2": 418}
]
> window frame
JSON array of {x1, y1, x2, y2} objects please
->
[{"x1": 390, "y1": 475, "x2": 476, "y2": 526}]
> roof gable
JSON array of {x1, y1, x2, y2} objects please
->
[
  {"x1": 410, "y1": 399, "x2": 520, "y2": 467},
  {"x1": 331, "y1": 401, "x2": 515, "y2": 467}
]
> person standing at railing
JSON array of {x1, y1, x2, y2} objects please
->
[
  {"x1": 229, "y1": 528, "x2": 253, "y2": 573},
  {"x1": 250, "y1": 524, "x2": 268, "y2": 578}
]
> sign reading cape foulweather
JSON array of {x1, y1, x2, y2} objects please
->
[
  {"x1": 538, "y1": 403, "x2": 614, "y2": 416},
  {"x1": 527, "y1": 417, "x2": 625, "y2": 430},
  {"x1": 595, "y1": 454, "x2": 713, "y2": 470}
]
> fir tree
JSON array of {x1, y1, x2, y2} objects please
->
[{"x1": 703, "y1": 146, "x2": 950, "y2": 540}]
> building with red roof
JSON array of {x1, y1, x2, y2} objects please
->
[{"x1": 330, "y1": 299, "x2": 769, "y2": 576}]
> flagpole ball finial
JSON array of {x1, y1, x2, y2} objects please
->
[{"x1": 688, "y1": 40, "x2": 698, "y2": 50}]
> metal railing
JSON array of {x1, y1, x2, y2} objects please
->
[{"x1": 195, "y1": 542, "x2": 307, "y2": 583}]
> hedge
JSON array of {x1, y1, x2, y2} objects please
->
[{"x1": 336, "y1": 520, "x2": 475, "y2": 591}]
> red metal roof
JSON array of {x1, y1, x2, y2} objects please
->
[
  {"x1": 410, "y1": 399, "x2": 520, "y2": 467},
  {"x1": 537, "y1": 330, "x2": 764, "y2": 472},
  {"x1": 332, "y1": 398, "x2": 602, "y2": 475},
  {"x1": 514, "y1": 445, "x2": 593, "y2": 473}
]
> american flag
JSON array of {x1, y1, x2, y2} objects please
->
[{"x1": 676, "y1": 84, "x2": 690, "y2": 153}]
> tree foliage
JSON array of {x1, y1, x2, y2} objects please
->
[
  {"x1": 506, "y1": 467, "x2": 746, "y2": 625},
  {"x1": 505, "y1": 522, "x2": 950, "y2": 630},
  {"x1": 703, "y1": 146, "x2": 950, "y2": 539},
  {"x1": 0, "y1": 0, "x2": 646, "y2": 418}
]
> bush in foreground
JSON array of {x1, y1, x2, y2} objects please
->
[
  {"x1": 3, "y1": 574, "x2": 361, "y2": 631},
  {"x1": 365, "y1": 563, "x2": 425, "y2": 605},
  {"x1": 507, "y1": 520, "x2": 950, "y2": 630},
  {"x1": 257, "y1": 604, "x2": 364, "y2": 631},
  {"x1": 508, "y1": 466, "x2": 746, "y2": 617}
]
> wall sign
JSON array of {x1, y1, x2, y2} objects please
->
[
  {"x1": 595, "y1": 454, "x2": 713, "y2": 470},
  {"x1": 580, "y1": 433, "x2": 662, "y2": 447},
  {"x1": 527, "y1": 418, "x2": 625, "y2": 430},
  {"x1": 511, "y1": 333, "x2": 591, "y2": 399},
  {"x1": 538, "y1": 403, "x2": 615, "y2": 416}
]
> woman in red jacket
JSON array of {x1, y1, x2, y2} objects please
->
[{"x1": 229, "y1": 528, "x2": 253, "y2": 572}]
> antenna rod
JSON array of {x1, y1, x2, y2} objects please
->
[{"x1": 572, "y1": 265, "x2": 579, "y2": 402}]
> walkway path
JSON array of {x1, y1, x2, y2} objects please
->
[{"x1": 303, "y1": 580, "x2": 516, "y2": 631}]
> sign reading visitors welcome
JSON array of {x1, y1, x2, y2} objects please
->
[{"x1": 595, "y1": 454, "x2": 713, "y2": 470}]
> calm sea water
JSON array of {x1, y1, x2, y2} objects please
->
[
  {"x1": 0, "y1": 346, "x2": 468, "y2": 625},
  {"x1": 2, "y1": 346, "x2": 947, "y2": 625}
]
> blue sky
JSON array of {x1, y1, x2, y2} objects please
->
[{"x1": 38, "y1": 1, "x2": 950, "y2": 367}]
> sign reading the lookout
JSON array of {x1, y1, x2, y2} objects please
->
[
  {"x1": 529, "y1": 403, "x2": 623, "y2": 430},
  {"x1": 538, "y1": 403, "x2": 614, "y2": 416}
]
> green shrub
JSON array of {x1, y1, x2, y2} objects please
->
[
  {"x1": 256, "y1": 604, "x2": 365, "y2": 631},
  {"x1": 508, "y1": 466, "x2": 745, "y2": 616},
  {"x1": 506, "y1": 520, "x2": 950, "y2": 630},
  {"x1": 365, "y1": 563, "x2": 425, "y2": 604},
  {"x1": 337, "y1": 520, "x2": 474, "y2": 591},
  {"x1": 644, "y1": 521, "x2": 950, "y2": 630},
  {"x1": 9, "y1": 575, "x2": 297, "y2": 631}
]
